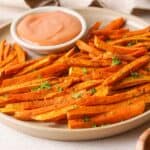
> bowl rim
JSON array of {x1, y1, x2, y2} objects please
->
[
  {"x1": 10, "y1": 6, "x2": 87, "y2": 51},
  {"x1": 136, "y1": 128, "x2": 150, "y2": 150}
]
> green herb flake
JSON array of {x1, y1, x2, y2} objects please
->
[
  {"x1": 31, "y1": 81, "x2": 51, "y2": 91},
  {"x1": 112, "y1": 56, "x2": 121, "y2": 66},
  {"x1": 83, "y1": 116, "x2": 90, "y2": 122},
  {"x1": 127, "y1": 40, "x2": 137, "y2": 47},
  {"x1": 127, "y1": 42, "x2": 134, "y2": 46},
  {"x1": 92, "y1": 124, "x2": 97, "y2": 128},
  {"x1": 82, "y1": 67, "x2": 88, "y2": 74},
  {"x1": 72, "y1": 92, "x2": 82, "y2": 99},
  {"x1": 57, "y1": 86, "x2": 63, "y2": 92},
  {"x1": 40, "y1": 81, "x2": 51, "y2": 89},
  {"x1": 130, "y1": 72, "x2": 139, "y2": 78},
  {"x1": 89, "y1": 88, "x2": 97, "y2": 95}
]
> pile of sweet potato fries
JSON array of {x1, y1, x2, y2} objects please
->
[{"x1": 0, "y1": 17, "x2": 150, "y2": 128}]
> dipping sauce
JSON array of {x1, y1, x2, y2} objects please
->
[{"x1": 17, "y1": 11, "x2": 82, "y2": 46}]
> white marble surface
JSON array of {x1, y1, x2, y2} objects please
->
[
  {"x1": 0, "y1": 121, "x2": 150, "y2": 150},
  {"x1": 0, "y1": 11, "x2": 150, "y2": 150}
]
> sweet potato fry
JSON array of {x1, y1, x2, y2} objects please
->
[
  {"x1": 72, "y1": 79, "x2": 102, "y2": 91},
  {"x1": 82, "y1": 84, "x2": 150, "y2": 105},
  {"x1": 4, "y1": 58, "x2": 38, "y2": 76},
  {"x1": 3, "y1": 44, "x2": 10, "y2": 59},
  {"x1": 0, "y1": 77, "x2": 53, "y2": 94},
  {"x1": 0, "y1": 90, "x2": 51, "y2": 106},
  {"x1": 14, "y1": 90, "x2": 87, "y2": 120},
  {"x1": 68, "y1": 100, "x2": 145, "y2": 128},
  {"x1": 109, "y1": 37, "x2": 150, "y2": 45},
  {"x1": 76, "y1": 40, "x2": 102, "y2": 57},
  {"x1": 67, "y1": 57, "x2": 111, "y2": 67},
  {"x1": 67, "y1": 94, "x2": 149, "y2": 120},
  {"x1": 125, "y1": 26, "x2": 150, "y2": 37},
  {"x1": 33, "y1": 105, "x2": 77, "y2": 121},
  {"x1": 94, "y1": 36, "x2": 143, "y2": 55},
  {"x1": 125, "y1": 48, "x2": 147, "y2": 57},
  {"x1": 103, "y1": 55, "x2": 150, "y2": 86},
  {"x1": 112, "y1": 75, "x2": 150, "y2": 90},
  {"x1": 0, "y1": 58, "x2": 18, "y2": 77},
  {"x1": 54, "y1": 48, "x2": 75, "y2": 64},
  {"x1": 13, "y1": 43, "x2": 26, "y2": 63},
  {"x1": 0, "y1": 40, "x2": 5, "y2": 61},
  {"x1": 0, "y1": 51, "x2": 16, "y2": 68},
  {"x1": 17, "y1": 54, "x2": 58, "y2": 75},
  {"x1": 87, "y1": 21, "x2": 101, "y2": 39},
  {"x1": 104, "y1": 18, "x2": 125, "y2": 30},
  {"x1": 2, "y1": 63, "x2": 68, "y2": 86}
]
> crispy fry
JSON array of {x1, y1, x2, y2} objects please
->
[
  {"x1": 0, "y1": 77, "x2": 53, "y2": 94},
  {"x1": 103, "y1": 55, "x2": 150, "y2": 86},
  {"x1": 13, "y1": 43, "x2": 26, "y2": 63},
  {"x1": 82, "y1": 84, "x2": 150, "y2": 105},
  {"x1": 125, "y1": 26, "x2": 150, "y2": 37},
  {"x1": 94, "y1": 36, "x2": 143, "y2": 55},
  {"x1": 67, "y1": 57, "x2": 111, "y2": 67},
  {"x1": 112, "y1": 75, "x2": 150, "y2": 90},
  {"x1": 67, "y1": 94, "x2": 149, "y2": 120},
  {"x1": 4, "y1": 58, "x2": 38, "y2": 76},
  {"x1": 68, "y1": 100, "x2": 145, "y2": 128},
  {"x1": 3, "y1": 44, "x2": 10, "y2": 59},
  {"x1": 0, "y1": 40, "x2": 6, "y2": 61},
  {"x1": 104, "y1": 18, "x2": 125, "y2": 30},
  {"x1": 2, "y1": 63, "x2": 68, "y2": 86},
  {"x1": 33, "y1": 105, "x2": 77, "y2": 121},
  {"x1": 76, "y1": 40, "x2": 102, "y2": 57},
  {"x1": 17, "y1": 54, "x2": 58, "y2": 75},
  {"x1": 0, "y1": 51, "x2": 16, "y2": 68},
  {"x1": 109, "y1": 37, "x2": 150, "y2": 45}
]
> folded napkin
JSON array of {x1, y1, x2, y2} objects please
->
[{"x1": 0, "y1": 0, "x2": 150, "y2": 28}]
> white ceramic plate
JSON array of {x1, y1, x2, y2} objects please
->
[{"x1": 0, "y1": 7, "x2": 149, "y2": 141}]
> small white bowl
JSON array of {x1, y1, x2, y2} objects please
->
[
  {"x1": 11, "y1": 6, "x2": 87, "y2": 54},
  {"x1": 136, "y1": 128, "x2": 150, "y2": 150}
]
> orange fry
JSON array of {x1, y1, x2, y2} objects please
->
[
  {"x1": 0, "y1": 40, "x2": 6, "y2": 61},
  {"x1": 13, "y1": 43, "x2": 26, "y2": 63},
  {"x1": 103, "y1": 55, "x2": 150, "y2": 86},
  {"x1": 68, "y1": 100, "x2": 145, "y2": 128}
]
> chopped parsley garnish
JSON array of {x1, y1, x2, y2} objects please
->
[
  {"x1": 127, "y1": 40, "x2": 138, "y2": 47},
  {"x1": 89, "y1": 88, "x2": 97, "y2": 95},
  {"x1": 130, "y1": 72, "x2": 139, "y2": 78},
  {"x1": 83, "y1": 116, "x2": 90, "y2": 122},
  {"x1": 112, "y1": 56, "x2": 121, "y2": 66},
  {"x1": 92, "y1": 124, "x2": 97, "y2": 128},
  {"x1": 32, "y1": 81, "x2": 51, "y2": 91},
  {"x1": 72, "y1": 92, "x2": 82, "y2": 99},
  {"x1": 127, "y1": 42, "x2": 134, "y2": 46},
  {"x1": 82, "y1": 67, "x2": 88, "y2": 74},
  {"x1": 57, "y1": 86, "x2": 63, "y2": 92}
]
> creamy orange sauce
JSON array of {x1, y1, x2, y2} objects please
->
[{"x1": 17, "y1": 11, "x2": 82, "y2": 46}]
